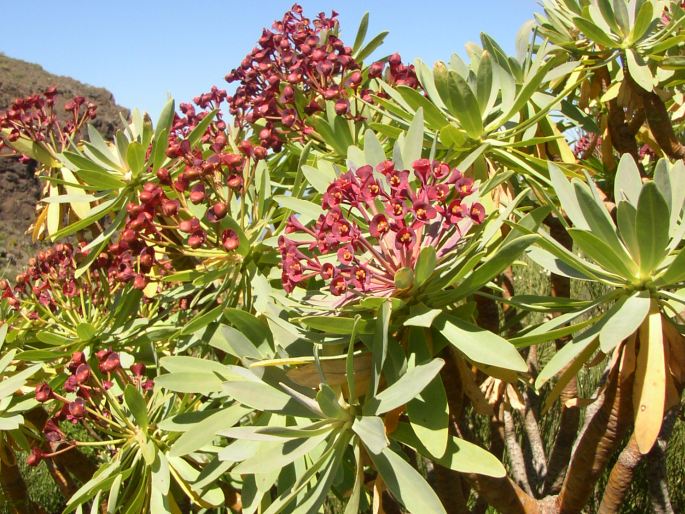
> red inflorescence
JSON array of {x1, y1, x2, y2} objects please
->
[
  {"x1": 226, "y1": 4, "x2": 359, "y2": 152},
  {"x1": 0, "y1": 88, "x2": 96, "y2": 160},
  {"x1": 278, "y1": 159, "x2": 485, "y2": 303}
]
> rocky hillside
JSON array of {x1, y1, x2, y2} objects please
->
[{"x1": 0, "y1": 54, "x2": 128, "y2": 278}]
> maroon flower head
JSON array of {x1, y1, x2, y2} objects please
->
[{"x1": 279, "y1": 158, "x2": 485, "y2": 303}]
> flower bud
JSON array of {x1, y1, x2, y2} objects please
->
[{"x1": 35, "y1": 383, "x2": 52, "y2": 402}]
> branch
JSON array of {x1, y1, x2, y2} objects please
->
[
  {"x1": 503, "y1": 408, "x2": 533, "y2": 495},
  {"x1": 597, "y1": 435, "x2": 642, "y2": 514},
  {"x1": 521, "y1": 391, "x2": 548, "y2": 495},
  {"x1": 557, "y1": 365, "x2": 633, "y2": 514},
  {"x1": 542, "y1": 215, "x2": 581, "y2": 495},
  {"x1": 464, "y1": 473, "x2": 549, "y2": 514}
]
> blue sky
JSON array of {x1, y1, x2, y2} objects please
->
[{"x1": 2, "y1": 1, "x2": 540, "y2": 120}]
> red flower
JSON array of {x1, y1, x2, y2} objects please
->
[
  {"x1": 222, "y1": 229, "x2": 240, "y2": 252},
  {"x1": 35, "y1": 383, "x2": 53, "y2": 403},
  {"x1": 278, "y1": 158, "x2": 486, "y2": 303}
]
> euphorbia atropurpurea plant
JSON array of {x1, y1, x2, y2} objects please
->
[{"x1": 0, "y1": 2, "x2": 683, "y2": 513}]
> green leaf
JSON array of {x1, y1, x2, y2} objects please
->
[
  {"x1": 151, "y1": 451, "x2": 170, "y2": 496},
  {"x1": 401, "y1": 108, "x2": 424, "y2": 167},
  {"x1": 536, "y1": 322, "x2": 603, "y2": 389},
  {"x1": 126, "y1": 142, "x2": 145, "y2": 177},
  {"x1": 154, "y1": 372, "x2": 224, "y2": 394},
  {"x1": 352, "y1": 12, "x2": 369, "y2": 53},
  {"x1": 476, "y1": 51, "x2": 494, "y2": 114},
  {"x1": 179, "y1": 305, "x2": 224, "y2": 336},
  {"x1": 568, "y1": 229, "x2": 635, "y2": 278},
  {"x1": 631, "y1": 2, "x2": 654, "y2": 42},
  {"x1": 0, "y1": 365, "x2": 41, "y2": 400},
  {"x1": 352, "y1": 416, "x2": 389, "y2": 455},
  {"x1": 369, "y1": 447, "x2": 446, "y2": 514},
  {"x1": 573, "y1": 17, "x2": 618, "y2": 47},
  {"x1": 636, "y1": 182, "x2": 670, "y2": 275},
  {"x1": 406, "y1": 338, "x2": 449, "y2": 460},
  {"x1": 298, "y1": 316, "x2": 374, "y2": 335},
  {"x1": 123, "y1": 385, "x2": 148, "y2": 431},
  {"x1": 160, "y1": 356, "x2": 234, "y2": 377},
  {"x1": 447, "y1": 71, "x2": 484, "y2": 139},
  {"x1": 369, "y1": 359, "x2": 444, "y2": 415},
  {"x1": 455, "y1": 234, "x2": 538, "y2": 297},
  {"x1": 170, "y1": 405, "x2": 251, "y2": 457},
  {"x1": 223, "y1": 309, "x2": 272, "y2": 349},
  {"x1": 301, "y1": 164, "x2": 335, "y2": 194},
  {"x1": 154, "y1": 97, "x2": 175, "y2": 141},
  {"x1": 233, "y1": 433, "x2": 330, "y2": 474},
  {"x1": 75, "y1": 322, "x2": 96, "y2": 341},
  {"x1": 209, "y1": 324, "x2": 263, "y2": 362},
  {"x1": 187, "y1": 110, "x2": 217, "y2": 148},
  {"x1": 393, "y1": 422, "x2": 506, "y2": 477},
  {"x1": 273, "y1": 195, "x2": 323, "y2": 224},
  {"x1": 415, "y1": 247, "x2": 437, "y2": 286},
  {"x1": 355, "y1": 31, "x2": 388, "y2": 62},
  {"x1": 404, "y1": 304, "x2": 443, "y2": 328},
  {"x1": 73, "y1": 168, "x2": 125, "y2": 190},
  {"x1": 436, "y1": 314, "x2": 527, "y2": 372},
  {"x1": 616, "y1": 201, "x2": 640, "y2": 261},
  {"x1": 316, "y1": 384, "x2": 346, "y2": 419},
  {"x1": 396, "y1": 86, "x2": 449, "y2": 129},
  {"x1": 573, "y1": 181, "x2": 628, "y2": 260},
  {"x1": 363, "y1": 129, "x2": 386, "y2": 167},
  {"x1": 626, "y1": 49, "x2": 653, "y2": 92},
  {"x1": 371, "y1": 301, "x2": 392, "y2": 396},
  {"x1": 599, "y1": 292, "x2": 651, "y2": 353},
  {"x1": 655, "y1": 247, "x2": 685, "y2": 286},
  {"x1": 614, "y1": 153, "x2": 642, "y2": 206}
]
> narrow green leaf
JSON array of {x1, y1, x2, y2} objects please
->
[
  {"x1": 636, "y1": 182, "x2": 670, "y2": 274},
  {"x1": 370, "y1": 359, "x2": 444, "y2": 415},
  {"x1": 436, "y1": 314, "x2": 527, "y2": 372},
  {"x1": 352, "y1": 416, "x2": 389, "y2": 455},
  {"x1": 392, "y1": 422, "x2": 506, "y2": 477},
  {"x1": 599, "y1": 292, "x2": 651, "y2": 353},
  {"x1": 369, "y1": 447, "x2": 446, "y2": 514},
  {"x1": 123, "y1": 385, "x2": 148, "y2": 431},
  {"x1": 352, "y1": 12, "x2": 369, "y2": 53}
]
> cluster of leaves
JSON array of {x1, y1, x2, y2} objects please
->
[{"x1": 0, "y1": 2, "x2": 684, "y2": 513}]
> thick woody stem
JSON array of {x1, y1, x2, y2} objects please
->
[
  {"x1": 597, "y1": 436, "x2": 642, "y2": 514},
  {"x1": 543, "y1": 216, "x2": 580, "y2": 495},
  {"x1": 435, "y1": 348, "x2": 471, "y2": 514},
  {"x1": 464, "y1": 473, "x2": 545, "y2": 514},
  {"x1": 503, "y1": 408, "x2": 533, "y2": 495},
  {"x1": 557, "y1": 366, "x2": 633, "y2": 514},
  {"x1": 521, "y1": 393, "x2": 548, "y2": 495}
]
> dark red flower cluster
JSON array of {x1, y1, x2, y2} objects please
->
[
  {"x1": 0, "y1": 87, "x2": 96, "y2": 160},
  {"x1": 573, "y1": 133, "x2": 602, "y2": 159},
  {"x1": 0, "y1": 241, "x2": 156, "y2": 320},
  {"x1": 279, "y1": 159, "x2": 485, "y2": 302},
  {"x1": 368, "y1": 53, "x2": 420, "y2": 89},
  {"x1": 107, "y1": 154, "x2": 246, "y2": 283},
  {"x1": 225, "y1": 4, "x2": 361, "y2": 152},
  {"x1": 2, "y1": 243, "x2": 92, "y2": 315},
  {"x1": 167, "y1": 85, "x2": 230, "y2": 160},
  {"x1": 28, "y1": 352, "x2": 152, "y2": 467}
]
